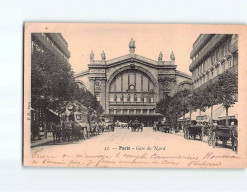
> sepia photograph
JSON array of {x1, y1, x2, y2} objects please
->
[
  {"x1": 23, "y1": 23, "x2": 246, "y2": 168},
  {"x1": 2, "y1": 0, "x2": 247, "y2": 192}
]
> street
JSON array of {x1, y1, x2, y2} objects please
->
[{"x1": 31, "y1": 127, "x2": 238, "y2": 168}]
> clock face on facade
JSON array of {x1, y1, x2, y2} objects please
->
[
  {"x1": 163, "y1": 81, "x2": 171, "y2": 90},
  {"x1": 129, "y1": 84, "x2": 135, "y2": 90}
]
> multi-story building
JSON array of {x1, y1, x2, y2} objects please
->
[
  {"x1": 75, "y1": 39, "x2": 192, "y2": 124},
  {"x1": 189, "y1": 34, "x2": 238, "y2": 90},
  {"x1": 31, "y1": 33, "x2": 70, "y2": 61},
  {"x1": 31, "y1": 33, "x2": 71, "y2": 138},
  {"x1": 189, "y1": 34, "x2": 238, "y2": 125}
]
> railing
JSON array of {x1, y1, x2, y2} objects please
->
[
  {"x1": 193, "y1": 64, "x2": 238, "y2": 91},
  {"x1": 189, "y1": 34, "x2": 228, "y2": 72},
  {"x1": 191, "y1": 34, "x2": 213, "y2": 58},
  {"x1": 109, "y1": 101, "x2": 155, "y2": 106}
]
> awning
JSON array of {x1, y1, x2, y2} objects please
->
[
  {"x1": 178, "y1": 112, "x2": 190, "y2": 121},
  {"x1": 178, "y1": 104, "x2": 226, "y2": 122},
  {"x1": 195, "y1": 104, "x2": 224, "y2": 122},
  {"x1": 218, "y1": 102, "x2": 238, "y2": 120}
]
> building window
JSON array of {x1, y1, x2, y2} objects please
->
[
  {"x1": 116, "y1": 109, "x2": 121, "y2": 114},
  {"x1": 233, "y1": 52, "x2": 238, "y2": 66},
  {"x1": 136, "y1": 109, "x2": 141, "y2": 114},
  {"x1": 149, "y1": 109, "x2": 154, "y2": 114},
  {"x1": 96, "y1": 94, "x2": 101, "y2": 102},
  {"x1": 228, "y1": 60, "x2": 232, "y2": 68},
  {"x1": 109, "y1": 109, "x2": 114, "y2": 114}
]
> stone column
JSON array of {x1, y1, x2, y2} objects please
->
[
  {"x1": 100, "y1": 79, "x2": 106, "y2": 112},
  {"x1": 89, "y1": 78, "x2": 95, "y2": 95}
]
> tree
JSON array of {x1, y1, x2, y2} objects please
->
[
  {"x1": 155, "y1": 95, "x2": 172, "y2": 117},
  {"x1": 31, "y1": 48, "x2": 74, "y2": 111},
  {"x1": 203, "y1": 83, "x2": 219, "y2": 126},
  {"x1": 214, "y1": 70, "x2": 238, "y2": 126},
  {"x1": 155, "y1": 89, "x2": 191, "y2": 127},
  {"x1": 31, "y1": 46, "x2": 104, "y2": 134}
]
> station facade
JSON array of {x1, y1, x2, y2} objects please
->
[{"x1": 75, "y1": 39, "x2": 192, "y2": 124}]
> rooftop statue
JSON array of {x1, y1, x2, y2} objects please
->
[
  {"x1": 170, "y1": 51, "x2": 175, "y2": 61},
  {"x1": 158, "y1": 51, "x2": 163, "y2": 61},
  {"x1": 101, "y1": 51, "x2": 106, "y2": 60},
  {"x1": 129, "y1": 38, "x2": 136, "y2": 49},
  {"x1": 129, "y1": 38, "x2": 136, "y2": 54},
  {"x1": 90, "y1": 51, "x2": 94, "y2": 61}
]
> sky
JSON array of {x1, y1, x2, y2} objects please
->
[{"x1": 58, "y1": 24, "x2": 200, "y2": 75}]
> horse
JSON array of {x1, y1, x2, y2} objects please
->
[
  {"x1": 132, "y1": 121, "x2": 142, "y2": 132},
  {"x1": 54, "y1": 124, "x2": 62, "y2": 143},
  {"x1": 90, "y1": 122, "x2": 99, "y2": 136},
  {"x1": 71, "y1": 121, "x2": 82, "y2": 142},
  {"x1": 62, "y1": 122, "x2": 72, "y2": 142}
]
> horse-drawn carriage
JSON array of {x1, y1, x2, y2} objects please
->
[
  {"x1": 161, "y1": 123, "x2": 171, "y2": 133},
  {"x1": 154, "y1": 121, "x2": 171, "y2": 133},
  {"x1": 131, "y1": 120, "x2": 143, "y2": 132},
  {"x1": 103, "y1": 117, "x2": 115, "y2": 132},
  {"x1": 208, "y1": 125, "x2": 238, "y2": 153},
  {"x1": 184, "y1": 125, "x2": 203, "y2": 141},
  {"x1": 51, "y1": 102, "x2": 102, "y2": 144}
]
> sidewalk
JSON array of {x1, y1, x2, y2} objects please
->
[{"x1": 31, "y1": 133, "x2": 54, "y2": 148}]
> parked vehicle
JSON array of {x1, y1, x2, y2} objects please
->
[
  {"x1": 185, "y1": 125, "x2": 203, "y2": 140},
  {"x1": 208, "y1": 125, "x2": 237, "y2": 151},
  {"x1": 104, "y1": 117, "x2": 114, "y2": 132}
]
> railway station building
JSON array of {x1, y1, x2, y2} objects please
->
[{"x1": 75, "y1": 39, "x2": 192, "y2": 124}]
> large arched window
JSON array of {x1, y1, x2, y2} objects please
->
[{"x1": 109, "y1": 69, "x2": 155, "y2": 104}]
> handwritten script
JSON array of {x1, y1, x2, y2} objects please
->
[{"x1": 30, "y1": 148, "x2": 241, "y2": 168}]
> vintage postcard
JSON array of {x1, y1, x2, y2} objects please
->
[{"x1": 23, "y1": 23, "x2": 247, "y2": 168}]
